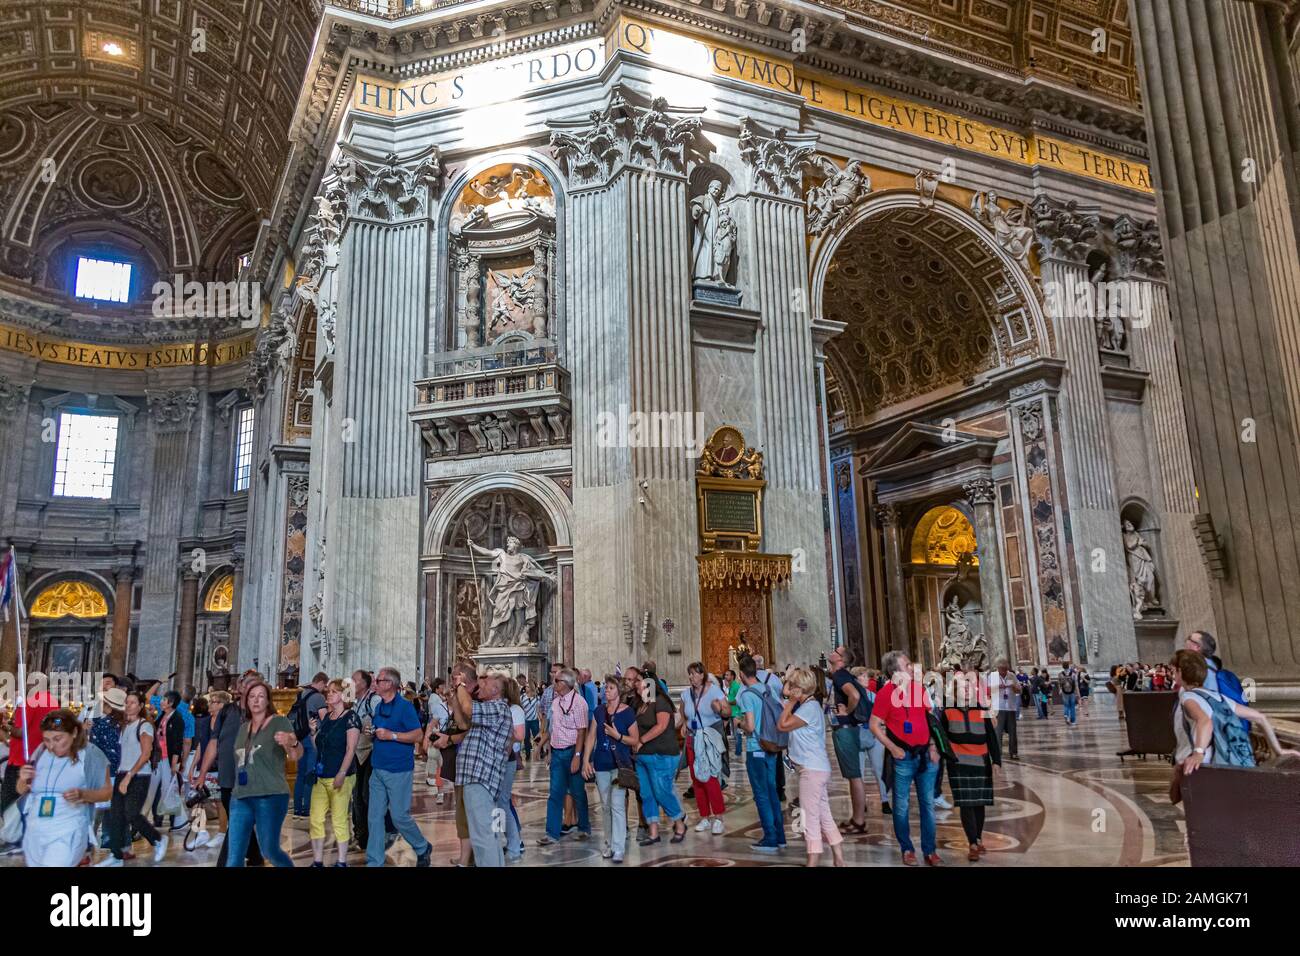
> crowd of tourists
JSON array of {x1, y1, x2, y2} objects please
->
[{"x1": 1, "y1": 628, "x2": 1294, "y2": 868}]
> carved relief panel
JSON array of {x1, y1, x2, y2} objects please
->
[{"x1": 448, "y1": 163, "x2": 557, "y2": 350}]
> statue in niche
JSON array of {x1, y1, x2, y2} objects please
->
[
  {"x1": 1122, "y1": 519, "x2": 1159, "y2": 619},
  {"x1": 488, "y1": 268, "x2": 536, "y2": 336},
  {"x1": 938, "y1": 595, "x2": 988, "y2": 671},
  {"x1": 971, "y1": 190, "x2": 1035, "y2": 269},
  {"x1": 690, "y1": 179, "x2": 738, "y2": 286},
  {"x1": 467, "y1": 535, "x2": 557, "y2": 646}
]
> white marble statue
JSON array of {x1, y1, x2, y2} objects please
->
[
  {"x1": 690, "y1": 179, "x2": 737, "y2": 285},
  {"x1": 1123, "y1": 519, "x2": 1158, "y2": 619},
  {"x1": 467, "y1": 535, "x2": 557, "y2": 647},
  {"x1": 971, "y1": 190, "x2": 1035, "y2": 268}
]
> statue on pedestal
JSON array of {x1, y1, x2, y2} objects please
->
[
  {"x1": 467, "y1": 536, "x2": 556, "y2": 647},
  {"x1": 690, "y1": 180, "x2": 738, "y2": 286},
  {"x1": 1122, "y1": 519, "x2": 1159, "y2": 619}
]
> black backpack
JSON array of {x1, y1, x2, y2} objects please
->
[
  {"x1": 287, "y1": 688, "x2": 314, "y2": 741},
  {"x1": 1060, "y1": 675, "x2": 1076, "y2": 695}
]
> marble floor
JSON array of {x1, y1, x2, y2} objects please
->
[{"x1": 5, "y1": 696, "x2": 1190, "y2": 867}]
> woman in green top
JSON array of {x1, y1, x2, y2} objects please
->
[
  {"x1": 226, "y1": 679, "x2": 303, "y2": 867},
  {"x1": 725, "y1": 669, "x2": 742, "y2": 757}
]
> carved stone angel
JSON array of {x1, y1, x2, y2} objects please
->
[
  {"x1": 971, "y1": 190, "x2": 1035, "y2": 268},
  {"x1": 805, "y1": 157, "x2": 872, "y2": 236}
]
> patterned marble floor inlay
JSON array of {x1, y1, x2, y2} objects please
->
[{"x1": 3, "y1": 698, "x2": 1189, "y2": 867}]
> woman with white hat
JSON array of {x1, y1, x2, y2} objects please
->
[{"x1": 15, "y1": 709, "x2": 112, "y2": 867}]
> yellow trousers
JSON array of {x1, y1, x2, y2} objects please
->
[{"x1": 309, "y1": 775, "x2": 356, "y2": 843}]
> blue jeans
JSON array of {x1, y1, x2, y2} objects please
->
[
  {"x1": 366, "y1": 767, "x2": 429, "y2": 866},
  {"x1": 733, "y1": 720, "x2": 743, "y2": 756},
  {"x1": 1035, "y1": 696, "x2": 1047, "y2": 719},
  {"x1": 636, "y1": 752, "x2": 686, "y2": 826},
  {"x1": 523, "y1": 719, "x2": 540, "y2": 759},
  {"x1": 545, "y1": 746, "x2": 590, "y2": 840},
  {"x1": 293, "y1": 737, "x2": 317, "y2": 814},
  {"x1": 745, "y1": 751, "x2": 786, "y2": 847},
  {"x1": 495, "y1": 755, "x2": 522, "y2": 857},
  {"x1": 1062, "y1": 693, "x2": 1078, "y2": 724},
  {"x1": 891, "y1": 750, "x2": 938, "y2": 856},
  {"x1": 464, "y1": 782, "x2": 504, "y2": 868},
  {"x1": 226, "y1": 793, "x2": 293, "y2": 868}
]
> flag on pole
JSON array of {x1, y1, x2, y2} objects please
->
[
  {"x1": 0, "y1": 546, "x2": 17, "y2": 622},
  {"x1": 2, "y1": 545, "x2": 31, "y2": 760}
]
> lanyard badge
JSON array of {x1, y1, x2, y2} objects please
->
[{"x1": 38, "y1": 795, "x2": 57, "y2": 817}]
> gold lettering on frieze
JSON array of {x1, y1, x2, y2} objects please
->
[
  {"x1": 0, "y1": 321, "x2": 256, "y2": 370},
  {"x1": 615, "y1": 17, "x2": 1152, "y2": 194}
]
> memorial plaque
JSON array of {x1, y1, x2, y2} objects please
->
[{"x1": 704, "y1": 489, "x2": 758, "y2": 534}]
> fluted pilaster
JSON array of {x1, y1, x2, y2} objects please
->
[{"x1": 1132, "y1": 0, "x2": 1300, "y2": 694}]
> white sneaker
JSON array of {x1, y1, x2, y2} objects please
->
[
  {"x1": 436, "y1": 793, "x2": 445, "y2": 805},
  {"x1": 934, "y1": 795, "x2": 953, "y2": 810},
  {"x1": 694, "y1": 819, "x2": 711, "y2": 832},
  {"x1": 94, "y1": 856, "x2": 123, "y2": 867},
  {"x1": 193, "y1": 830, "x2": 211, "y2": 849},
  {"x1": 152, "y1": 834, "x2": 169, "y2": 863},
  {"x1": 711, "y1": 818, "x2": 725, "y2": 835}
]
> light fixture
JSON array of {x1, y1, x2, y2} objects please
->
[{"x1": 103, "y1": 42, "x2": 124, "y2": 56}]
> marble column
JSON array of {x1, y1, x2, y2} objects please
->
[
  {"x1": 1033, "y1": 196, "x2": 1135, "y2": 666},
  {"x1": 1117, "y1": 223, "x2": 1215, "y2": 637},
  {"x1": 175, "y1": 570, "x2": 199, "y2": 689},
  {"x1": 318, "y1": 145, "x2": 440, "y2": 677},
  {"x1": 108, "y1": 566, "x2": 135, "y2": 677},
  {"x1": 1131, "y1": 0, "x2": 1300, "y2": 705},
  {"x1": 738, "y1": 118, "x2": 832, "y2": 662},
  {"x1": 0, "y1": 375, "x2": 31, "y2": 677},
  {"x1": 963, "y1": 477, "x2": 1013, "y2": 666},
  {"x1": 875, "y1": 504, "x2": 910, "y2": 655},
  {"x1": 226, "y1": 552, "x2": 245, "y2": 671},
  {"x1": 137, "y1": 388, "x2": 199, "y2": 672},
  {"x1": 550, "y1": 91, "x2": 703, "y2": 683}
]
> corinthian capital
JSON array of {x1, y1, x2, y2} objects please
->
[
  {"x1": 320, "y1": 144, "x2": 442, "y2": 223},
  {"x1": 962, "y1": 477, "x2": 997, "y2": 506},
  {"x1": 1111, "y1": 214, "x2": 1165, "y2": 280},
  {"x1": 1030, "y1": 194, "x2": 1100, "y2": 264},
  {"x1": 147, "y1": 387, "x2": 199, "y2": 433},
  {"x1": 0, "y1": 374, "x2": 32, "y2": 415},
  {"x1": 547, "y1": 90, "x2": 705, "y2": 188},
  {"x1": 874, "y1": 503, "x2": 900, "y2": 527},
  {"x1": 737, "y1": 117, "x2": 819, "y2": 200}
]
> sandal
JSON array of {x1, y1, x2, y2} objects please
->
[
  {"x1": 637, "y1": 835, "x2": 661, "y2": 847},
  {"x1": 670, "y1": 824, "x2": 687, "y2": 844},
  {"x1": 840, "y1": 819, "x2": 868, "y2": 833}
]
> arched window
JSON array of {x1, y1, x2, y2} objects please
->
[
  {"x1": 30, "y1": 580, "x2": 109, "y2": 619},
  {"x1": 73, "y1": 254, "x2": 133, "y2": 303}
]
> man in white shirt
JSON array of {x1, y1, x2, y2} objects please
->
[{"x1": 986, "y1": 658, "x2": 1020, "y2": 760}]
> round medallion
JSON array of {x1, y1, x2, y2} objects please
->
[
  {"x1": 190, "y1": 150, "x2": 244, "y2": 204},
  {"x1": 463, "y1": 510, "x2": 489, "y2": 541},
  {"x1": 78, "y1": 157, "x2": 145, "y2": 209},
  {"x1": 507, "y1": 511, "x2": 536, "y2": 543},
  {"x1": 0, "y1": 112, "x2": 29, "y2": 164}
]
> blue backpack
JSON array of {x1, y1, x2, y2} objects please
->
[
  {"x1": 1185, "y1": 689, "x2": 1255, "y2": 768},
  {"x1": 742, "y1": 682, "x2": 788, "y2": 754},
  {"x1": 1214, "y1": 667, "x2": 1251, "y2": 734}
]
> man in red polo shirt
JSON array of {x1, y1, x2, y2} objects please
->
[
  {"x1": 2, "y1": 688, "x2": 59, "y2": 816},
  {"x1": 870, "y1": 650, "x2": 941, "y2": 866}
]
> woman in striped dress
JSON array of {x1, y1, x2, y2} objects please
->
[{"x1": 940, "y1": 668, "x2": 1001, "y2": 862}]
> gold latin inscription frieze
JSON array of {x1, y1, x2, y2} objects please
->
[{"x1": 0, "y1": 321, "x2": 256, "y2": 370}]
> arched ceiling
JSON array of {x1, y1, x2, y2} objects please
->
[
  {"x1": 0, "y1": 0, "x2": 317, "y2": 291},
  {"x1": 820, "y1": 0, "x2": 1139, "y2": 103},
  {"x1": 823, "y1": 208, "x2": 1012, "y2": 426}
]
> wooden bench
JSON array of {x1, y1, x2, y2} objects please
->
[
  {"x1": 1116, "y1": 689, "x2": 1177, "y2": 761},
  {"x1": 1183, "y1": 764, "x2": 1300, "y2": 865}
]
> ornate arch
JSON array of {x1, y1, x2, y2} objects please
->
[
  {"x1": 423, "y1": 471, "x2": 574, "y2": 556},
  {"x1": 23, "y1": 571, "x2": 115, "y2": 619},
  {"x1": 810, "y1": 187, "x2": 1051, "y2": 352}
]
